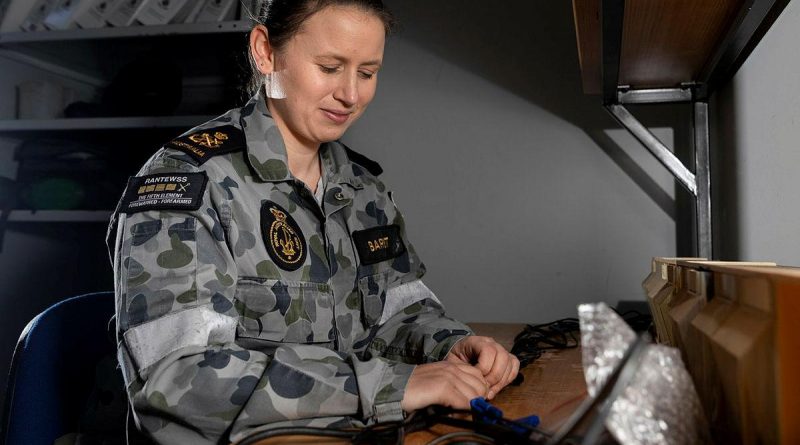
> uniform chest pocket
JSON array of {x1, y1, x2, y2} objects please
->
[
  {"x1": 357, "y1": 270, "x2": 393, "y2": 328},
  {"x1": 234, "y1": 278, "x2": 334, "y2": 343}
]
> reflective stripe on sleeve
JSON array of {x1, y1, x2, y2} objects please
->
[
  {"x1": 123, "y1": 305, "x2": 236, "y2": 373},
  {"x1": 379, "y1": 279, "x2": 442, "y2": 325}
]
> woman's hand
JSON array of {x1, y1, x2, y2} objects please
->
[
  {"x1": 445, "y1": 336, "x2": 520, "y2": 399},
  {"x1": 400, "y1": 361, "x2": 490, "y2": 412}
]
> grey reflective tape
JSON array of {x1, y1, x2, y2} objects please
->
[
  {"x1": 379, "y1": 279, "x2": 442, "y2": 325},
  {"x1": 123, "y1": 305, "x2": 236, "y2": 372},
  {"x1": 374, "y1": 400, "x2": 405, "y2": 423}
]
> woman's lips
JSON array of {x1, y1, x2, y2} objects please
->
[{"x1": 322, "y1": 109, "x2": 351, "y2": 124}]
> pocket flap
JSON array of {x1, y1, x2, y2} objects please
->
[{"x1": 235, "y1": 279, "x2": 334, "y2": 343}]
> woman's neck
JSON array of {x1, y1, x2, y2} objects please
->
[
  {"x1": 268, "y1": 100, "x2": 322, "y2": 193},
  {"x1": 286, "y1": 142, "x2": 321, "y2": 192}
]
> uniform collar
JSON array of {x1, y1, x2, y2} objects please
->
[
  {"x1": 240, "y1": 92, "x2": 364, "y2": 188},
  {"x1": 321, "y1": 141, "x2": 365, "y2": 189},
  {"x1": 240, "y1": 92, "x2": 292, "y2": 182}
]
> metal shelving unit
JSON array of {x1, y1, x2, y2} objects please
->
[
  {"x1": 5, "y1": 210, "x2": 112, "y2": 223},
  {"x1": 0, "y1": 20, "x2": 251, "y2": 88},
  {"x1": 0, "y1": 21, "x2": 251, "y2": 225},
  {"x1": 0, "y1": 20, "x2": 251, "y2": 44},
  {"x1": 572, "y1": 0, "x2": 790, "y2": 259},
  {"x1": 0, "y1": 115, "x2": 217, "y2": 132}
]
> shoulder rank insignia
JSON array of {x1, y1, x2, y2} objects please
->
[
  {"x1": 165, "y1": 125, "x2": 245, "y2": 165},
  {"x1": 343, "y1": 143, "x2": 383, "y2": 176},
  {"x1": 260, "y1": 201, "x2": 307, "y2": 271},
  {"x1": 121, "y1": 172, "x2": 208, "y2": 214}
]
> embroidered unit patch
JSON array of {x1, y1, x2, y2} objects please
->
[
  {"x1": 121, "y1": 172, "x2": 208, "y2": 214},
  {"x1": 260, "y1": 201, "x2": 307, "y2": 271}
]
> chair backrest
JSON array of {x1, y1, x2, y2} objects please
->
[{"x1": 1, "y1": 292, "x2": 117, "y2": 445}]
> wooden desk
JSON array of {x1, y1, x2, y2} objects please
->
[
  {"x1": 409, "y1": 324, "x2": 586, "y2": 444},
  {"x1": 245, "y1": 323, "x2": 587, "y2": 444}
]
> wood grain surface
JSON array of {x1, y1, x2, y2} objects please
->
[{"x1": 572, "y1": 0, "x2": 745, "y2": 92}]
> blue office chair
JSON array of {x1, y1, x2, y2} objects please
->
[{"x1": 1, "y1": 291, "x2": 130, "y2": 445}]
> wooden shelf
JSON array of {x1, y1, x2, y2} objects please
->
[
  {"x1": 571, "y1": 0, "x2": 789, "y2": 95},
  {"x1": 5, "y1": 210, "x2": 111, "y2": 223},
  {"x1": 0, "y1": 20, "x2": 251, "y2": 44},
  {"x1": 0, "y1": 115, "x2": 215, "y2": 132}
]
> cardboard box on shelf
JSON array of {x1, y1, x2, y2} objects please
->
[
  {"x1": 105, "y1": 0, "x2": 146, "y2": 27},
  {"x1": 74, "y1": 0, "x2": 122, "y2": 29},
  {"x1": 135, "y1": 0, "x2": 194, "y2": 26},
  {"x1": 194, "y1": 0, "x2": 236, "y2": 23},
  {"x1": 1, "y1": 0, "x2": 40, "y2": 32},
  {"x1": 19, "y1": 0, "x2": 58, "y2": 32}
]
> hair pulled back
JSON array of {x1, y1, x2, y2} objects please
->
[{"x1": 245, "y1": 0, "x2": 396, "y2": 96}]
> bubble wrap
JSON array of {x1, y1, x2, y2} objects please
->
[{"x1": 577, "y1": 303, "x2": 710, "y2": 445}]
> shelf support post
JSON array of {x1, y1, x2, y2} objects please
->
[{"x1": 694, "y1": 101, "x2": 713, "y2": 259}]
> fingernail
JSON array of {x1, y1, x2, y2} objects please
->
[{"x1": 488, "y1": 391, "x2": 495, "y2": 399}]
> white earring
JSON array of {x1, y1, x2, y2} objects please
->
[{"x1": 265, "y1": 72, "x2": 286, "y2": 99}]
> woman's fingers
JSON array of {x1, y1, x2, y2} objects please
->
[
  {"x1": 402, "y1": 362, "x2": 491, "y2": 412},
  {"x1": 443, "y1": 336, "x2": 522, "y2": 400}
]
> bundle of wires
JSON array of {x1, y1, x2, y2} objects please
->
[
  {"x1": 235, "y1": 405, "x2": 552, "y2": 445},
  {"x1": 510, "y1": 310, "x2": 652, "y2": 372},
  {"x1": 510, "y1": 318, "x2": 581, "y2": 370}
]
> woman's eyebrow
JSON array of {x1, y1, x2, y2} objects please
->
[{"x1": 315, "y1": 54, "x2": 382, "y2": 67}]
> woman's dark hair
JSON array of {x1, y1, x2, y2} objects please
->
[{"x1": 245, "y1": 0, "x2": 396, "y2": 96}]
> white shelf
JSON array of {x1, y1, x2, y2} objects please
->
[
  {"x1": 0, "y1": 21, "x2": 251, "y2": 44},
  {"x1": 6, "y1": 210, "x2": 112, "y2": 222},
  {"x1": 0, "y1": 115, "x2": 215, "y2": 132}
]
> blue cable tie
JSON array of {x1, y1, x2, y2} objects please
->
[
  {"x1": 470, "y1": 397, "x2": 503, "y2": 424},
  {"x1": 470, "y1": 397, "x2": 541, "y2": 434},
  {"x1": 514, "y1": 414, "x2": 541, "y2": 428}
]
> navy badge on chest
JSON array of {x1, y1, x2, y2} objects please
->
[{"x1": 260, "y1": 201, "x2": 307, "y2": 271}]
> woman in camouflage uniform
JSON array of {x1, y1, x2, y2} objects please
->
[{"x1": 109, "y1": 1, "x2": 519, "y2": 443}]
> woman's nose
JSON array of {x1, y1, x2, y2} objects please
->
[{"x1": 333, "y1": 74, "x2": 358, "y2": 107}]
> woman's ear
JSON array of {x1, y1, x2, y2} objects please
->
[{"x1": 250, "y1": 24, "x2": 276, "y2": 74}]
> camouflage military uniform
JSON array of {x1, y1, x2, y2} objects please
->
[{"x1": 107, "y1": 92, "x2": 473, "y2": 444}]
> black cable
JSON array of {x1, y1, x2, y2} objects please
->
[
  {"x1": 616, "y1": 309, "x2": 653, "y2": 333},
  {"x1": 510, "y1": 309, "x2": 653, "y2": 373},
  {"x1": 510, "y1": 318, "x2": 580, "y2": 370},
  {"x1": 235, "y1": 425, "x2": 356, "y2": 445},
  {"x1": 236, "y1": 405, "x2": 551, "y2": 445}
]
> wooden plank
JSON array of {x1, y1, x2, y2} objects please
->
[
  {"x1": 572, "y1": 0, "x2": 746, "y2": 92},
  {"x1": 572, "y1": 0, "x2": 602, "y2": 94},
  {"x1": 675, "y1": 263, "x2": 800, "y2": 444},
  {"x1": 619, "y1": 0, "x2": 745, "y2": 88},
  {"x1": 775, "y1": 277, "x2": 800, "y2": 443}
]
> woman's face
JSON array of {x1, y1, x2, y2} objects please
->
[{"x1": 267, "y1": 6, "x2": 386, "y2": 148}]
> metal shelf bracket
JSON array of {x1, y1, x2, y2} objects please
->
[{"x1": 601, "y1": 0, "x2": 713, "y2": 258}]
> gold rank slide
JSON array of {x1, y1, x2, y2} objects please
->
[
  {"x1": 165, "y1": 125, "x2": 245, "y2": 165},
  {"x1": 121, "y1": 172, "x2": 208, "y2": 214}
]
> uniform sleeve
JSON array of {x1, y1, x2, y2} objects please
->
[
  {"x1": 367, "y1": 280, "x2": 475, "y2": 363},
  {"x1": 353, "y1": 192, "x2": 474, "y2": 365},
  {"x1": 111, "y1": 161, "x2": 415, "y2": 445}
]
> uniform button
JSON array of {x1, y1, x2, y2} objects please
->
[{"x1": 335, "y1": 192, "x2": 346, "y2": 201}]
